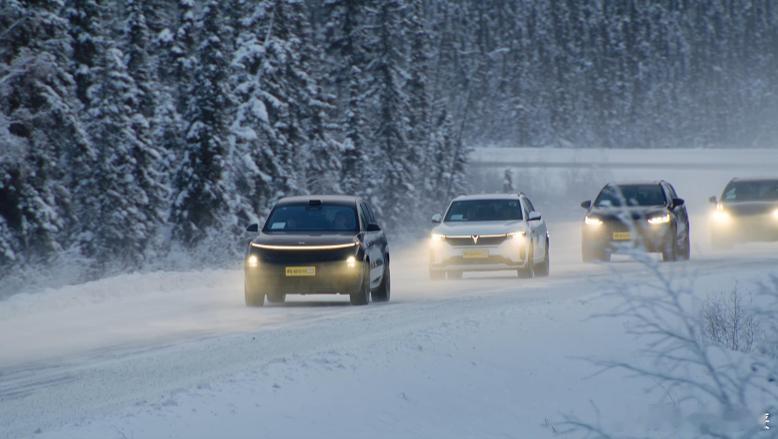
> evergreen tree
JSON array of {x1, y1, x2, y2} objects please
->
[
  {"x1": 286, "y1": 0, "x2": 340, "y2": 195},
  {"x1": 0, "y1": 0, "x2": 95, "y2": 269},
  {"x1": 407, "y1": 0, "x2": 442, "y2": 221},
  {"x1": 124, "y1": 0, "x2": 155, "y2": 119},
  {"x1": 170, "y1": 0, "x2": 231, "y2": 248},
  {"x1": 157, "y1": 0, "x2": 196, "y2": 115},
  {"x1": 230, "y1": 1, "x2": 287, "y2": 222},
  {"x1": 323, "y1": 0, "x2": 371, "y2": 195},
  {"x1": 368, "y1": 0, "x2": 416, "y2": 227},
  {"x1": 83, "y1": 47, "x2": 159, "y2": 268},
  {"x1": 65, "y1": 0, "x2": 101, "y2": 108}
]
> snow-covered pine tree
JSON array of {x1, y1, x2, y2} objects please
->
[
  {"x1": 121, "y1": 1, "x2": 167, "y2": 254},
  {"x1": 0, "y1": 0, "x2": 95, "y2": 270},
  {"x1": 170, "y1": 0, "x2": 231, "y2": 250},
  {"x1": 285, "y1": 0, "x2": 340, "y2": 195},
  {"x1": 368, "y1": 0, "x2": 416, "y2": 228},
  {"x1": 165, "y1": 0, "x2": 196, "y2": 114},
  {"x1": 65, "y1": 0, "x2": 101, "y2": 108},
  {"x1": 266, "y1": 0, "x2": 306, "y2": 197},
  {"x1": 322, "y1": 0, "x2": 370, "y2": 195},
  {"x1": 124, "y1": 0, "x2": 155, "y2": 119},
  {"x1": 427, "y1": 108, "x2": 466, "y2": 210},
  {"x1": 230, "y1": 2, "x2": 286, "y2": 224},
  {"x1": 82, "y1": 47, "x2": 160, "y2": 269},
  {"x1": 406, "y1": 0, "x2": 435, "y2": 221}
]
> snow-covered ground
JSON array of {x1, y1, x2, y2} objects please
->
[{"x1": 2, "y1": 149, "x2": 776, "y2": 438}]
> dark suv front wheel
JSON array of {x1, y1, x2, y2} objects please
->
[
  {"x1": 372, "y1": 263, "x2": 390, "y2": 302},
  {"x1": 245, "y1": 278, "x2": 265, "y2": 307},
  {"x1": 350, "y1": 264, "x2": 371, "y2": 305}
]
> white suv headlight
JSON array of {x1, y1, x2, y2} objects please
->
[{"x1": 507, "y1": 231, "x2": 526, "y2": 241}]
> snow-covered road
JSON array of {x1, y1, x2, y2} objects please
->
[
  {"x1": 2, "y1": 216, "x2": 777, "y2": 438},
  {"x1": 3, "y1": 155, "x2": 776, "y2": 438}
]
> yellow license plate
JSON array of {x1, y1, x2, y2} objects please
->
[
  {"x1": 612, "y1": 232, "x2": 632, "y2": 241},
  {"x1": 463, "y1": 249, "x2": 489, "y2": 259},
  {"x1": 285, "y1": 266, "x2": 316, "y2": 277}
]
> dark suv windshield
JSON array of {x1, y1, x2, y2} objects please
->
[
  {"x1": 595, "y1": 184, "x2": 666, "y2": 207},
  {"x1": 264, "y1": 203, "x2": 358, "y2": 232},
  {"x1": 444, "y1": 199, "x2": 523, "y2": 222},
  {"x1": 722, "y1": 180, "x2": 778, "y2": 202}
]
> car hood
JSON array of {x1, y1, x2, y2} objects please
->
[
  {"x1": 588, "y1": 206, "x2": 668, "y2": 221},
  {"x1": 721, "y1": 201, "x2": 778, "y2": 217},
  {"x1": 433, "y1": 220, "x2": 527, "y2": 236},
  {"x1": 251, "y1": 232, "x2": 358, "y2": 247}
]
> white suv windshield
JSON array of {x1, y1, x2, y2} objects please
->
[{"x1": 444, "y1": 199, "x2": 523, "y2": 222}]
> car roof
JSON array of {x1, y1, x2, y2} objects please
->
[
  {"x1": 728, "y1": 177, "x2": 778, "y2": 183},
  {"x1": 604, "y1": 180, "x2": 664, "y2": 187},
  {"x1": 277, "y1": 195, "x2": 360, "y2": 205},
  {"x1": 452, "y1": 193, "x2": 524, "y2": 201}
]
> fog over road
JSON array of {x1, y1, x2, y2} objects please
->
[{"x1": 2, "y1": 151, "x2": 776, "y2": 438}]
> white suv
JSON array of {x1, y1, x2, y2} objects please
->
[{"x1": 429, "y1": 194, "x2": 549, "y2": 279}]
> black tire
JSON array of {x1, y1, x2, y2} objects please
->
[
  {"x1": 266, "y1": 292, "x2": 286, "y2": 304},
  {"x1": 677, "y1": 236, "x2": 691, "y2": 260},
  {"x1": 372, "y1": 263, "x2": 391, "y2": 302},
  {"x1": 350, "y1": 263, "x2": 370, "y2": 305},
  {"x1": 245, "y1": 280, "x2": 265, "y2": 307},
  {"x1": 447, "y1": 270, "x2": 463, "y2": 280},
  {"x1": 661, "y1": 236, "x2": 677, "y2": 262},
  {"x1": 518, "y1": 245, "x2": 534, "y2": 278},
  {"x1": 429, "y1": 270, "x2": 445, "y2": 280},
  {"x1": 535, "y1": 240, "x2": 550, "y2": 277}
]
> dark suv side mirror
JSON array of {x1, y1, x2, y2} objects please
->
[
  {"x1": 708, "y1": 196, "x2": 717, "y2": 204},
  {"x1": 671, "y1": 198, "x2": 685, "y2": 208},
  {"x1": 580, "y1": 200, "x2": 592, "y2": 209},
  {"x1": 367, "y1": 223, "x2": 381, "y2": 232},
  {"x1": 246, "y1": 223, "x2": 259, "y2": 233}
]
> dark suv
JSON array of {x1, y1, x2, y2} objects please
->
[
  {"x1": 580, "y1": 181, "x2": 690, "y2": 262},
  {"x1": 244, "y1": 196, "x2": 390, "y2": 306}
]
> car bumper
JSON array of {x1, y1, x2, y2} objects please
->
[
  {"x1": 710, "y1": 215, "x2": 778, "y2": 242},
  {"x1": 245, "y1": 260, "x2": 364, "y2": 295},
  {"x1": 582, "y1": 223, "x2": 672, "y2": 253},
  {"x1": 429, "y1": 241, "x2": 529, "y2": 272}
]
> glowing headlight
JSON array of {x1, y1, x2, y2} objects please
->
[
  {"x1": 430, "y1": 233, "x2": 444, "y2": 242},
  {"x1": 246, "y1": 254, "x2": 259, "y2": 268},
  {"x1": 584, "y1": 216, "x2": 603, "y2": 226},
  {"x1": 772, "y1": 208, "x2": 778, "y2": 220},
  {"x1": 508, "y1": 231, "x2": 526, "y2": 241},
  {"x1": 647, "y1": 213, "x2": 671, "y2": 225},
  {"x1": 346, "y1": 255, "x2": 357, "y2": 268},
  {"x1": 712, "y1": 209, "x2": 731, "y2": 224}
]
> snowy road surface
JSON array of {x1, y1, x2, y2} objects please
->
[
  {"x1": 2, "y1": 156, "x2": 776, "y2": 438},
  {"x1": 2, "y1": 220, "x2": 776, "y2": 438}
]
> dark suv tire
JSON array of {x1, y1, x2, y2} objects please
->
[
  {"x1": 350, "y1": 264, "x2": 371, "y2": 305},
  {"x1": 372, "y1": 263, "x2": 390, "y2": 302}
]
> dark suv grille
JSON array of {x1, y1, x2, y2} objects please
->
[{"x1": 445, "y1": 235, "x2": 508, "y2": 246}]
